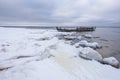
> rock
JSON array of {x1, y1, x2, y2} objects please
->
[
  {"x1": 79, "y1": 47, "x2": 102, "y2": 61},
  {"x1": 79, "y1": 40, "x2": 102, "y2": 49},
  {"x1": 93, "y1": 36, "x2": 100, "y2": 38},
  {"x1": 103, "y1": 57, "x2": 119, "y2": 68}
]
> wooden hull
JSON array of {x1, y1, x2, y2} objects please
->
[{"x1": 56, "y1": 27, "x2": 96, "y2": 32}]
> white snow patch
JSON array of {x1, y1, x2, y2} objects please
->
[
  {"x1": 77, "y1": 40, "x2": 101, "y2": 49},
  {"x1": 83, "y1": 34, "x2": 92, "y2": 38},
  {"x1": 0, "y1": 59, "x2": 76, "y2": 80},
  {"x1": 51, "y1": 43, "x2": 120, "y2": 80},
  {"x1": 79, "y1": 47, "x2": 102, "y2": 61},
  {"x1": 0, "y1": 27, "x2": 120, "y2": 80},
  {"x1": 103, "y1": 57, "x2": 119, "y2": 68}
]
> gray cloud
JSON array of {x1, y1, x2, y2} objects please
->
[{"x1": 0, "y1": 0, "x2": 120, "y2": 26}]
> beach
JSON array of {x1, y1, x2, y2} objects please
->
[{"x1": 0, "y1": 27, "x2": 120, "y2": 80}]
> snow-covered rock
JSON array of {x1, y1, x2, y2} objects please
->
[
  {"x1": 78, "y1": 40, "x2": 102, "y2": 49},
  {"x1": 103, "y1": 57, "x2": 119, "y2": 68},
  {"x1": 79, "y1": 47, "x2": 102, "y2": 61}
]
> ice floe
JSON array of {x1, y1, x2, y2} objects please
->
[
  {"x1": 75, "y1": 40, "x2": 102, "y2": 49},
  {"x1": 79, "y1": 47, "x2": 102, "y2": 61},
  {"x1": 103, "y1": 57, "x2": 119, "y2": 68},
  {"x1": 83, "y1": 34, "x2": 93, "y2": 38}
]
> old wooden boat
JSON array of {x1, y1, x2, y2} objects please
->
[{"x1": 56, "y1": 27, "x2": 96, "y2": 32}]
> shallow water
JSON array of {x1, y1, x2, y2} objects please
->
[{"x1": 80, "y1": 28, "x2": 120, "y2": 62}]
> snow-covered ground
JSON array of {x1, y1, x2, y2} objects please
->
[{"x1": 0, "y1": 27, "x2": 120, "y2": 80}]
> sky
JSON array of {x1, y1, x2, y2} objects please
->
[{"x1": 0, "y1": 0, "x2": 120, "y2": 26}]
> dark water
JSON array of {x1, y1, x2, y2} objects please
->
[{"x1": 80, "y1": 28, "x2": 120, "y2": 62}]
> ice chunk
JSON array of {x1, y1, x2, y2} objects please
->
[
  {"x1": 79, "y1": 47, "x2": 102, "y2": 61},
  {"x1": 83, "y1": 34, "x2": 92, "y2": 38},
  {"x1": 63, "y1": 36, "x2": 76, "y2": 40},
  {"x1": 77, "y1": 36, "x2": 82, "y2": 40},
  {"x1": 78, "y1": 40, "x2": 101, "y2": 49},
  {"x1": 103, "y1": 57, "x2": 119, "y2": 68}
]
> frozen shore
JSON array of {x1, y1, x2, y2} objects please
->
[{"x1": 0, "y1": 27, "x2": 120, "y2": 80}]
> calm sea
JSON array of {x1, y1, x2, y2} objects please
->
[{"x1": 80, "y1": 28, "x2": 120, "y2": 62}]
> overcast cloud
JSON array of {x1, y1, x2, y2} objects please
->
[{"x1": 0, "y1": 0, "x2": 120, "y2": 26}]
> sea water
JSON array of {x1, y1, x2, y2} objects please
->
[{"x1": 80, "y1": 27, "x2": 120, "y2": 62}]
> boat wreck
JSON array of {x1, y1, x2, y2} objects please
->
[{"x1": 56, "y1": 27, "x2": 96, "y2": 32}]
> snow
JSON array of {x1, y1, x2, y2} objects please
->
[
  {"x1": 0, "y1": 59, "x2": 77, "y2": 80},
  {"x1": 50, "y1": 43, "x2": 120, "y2": 80},
  {"x1": 76, "y1": 40, "x2": 101, "y2": 49},
  {"x1": 0, "y1": 27, "x2": 120, "y2": 80},
  {"x1": 63, "y1": 36, "x2": 76, "y2": 40},
  {"x1": 83, "y1": 34, "x2": 92, "y2": 38},
  {"x1": 103, "y1": 57, "x2": 119, "y2": 68},
  {"x1": 79, "y1": 47, "x2": 102, "y2": 61}
]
